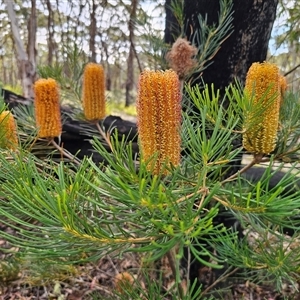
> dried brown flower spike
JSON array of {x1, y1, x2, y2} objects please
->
[{"x1": 166, "y1": 37, "x2": 197, "y2": 79}]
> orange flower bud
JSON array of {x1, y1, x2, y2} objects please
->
[
  {"x1": 137, "y1": 69, "x2": 181, "y2": 174},
  {"x1": 114, "y1": 272, "x2": 135, "y2": 293},
  {"x1": 0, "y1": 110, "x2": 18, "y2": 150},
  {"x1": 34, "y1": 78, "x2": 62, "y2": 138},
  {"x1": 243, "y1": 62, "x2": 280, "y2": 154},
  {"x1": 82, "y1": 63, "x2": 106, "y2": 121}
]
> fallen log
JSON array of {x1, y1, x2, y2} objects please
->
[{"x1": 1, "y1": 87, "x2": 139, "y2": 163}]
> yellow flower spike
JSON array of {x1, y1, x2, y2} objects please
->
[
  {"x1": 82, "y1": 63, "x2": 106, "y2": 121},
  {"x1": 243, "y1": 62, "x2": 280, "y2": 155},
  {"x1": 137, "y1": 69, "x2": 182, "y2": 175},
  {"x1": 34, "y1": 78, "x2": 62, "y2": 138},
  {"x1": 0, "y1": 111, "x2": 18, "y2": 150}
]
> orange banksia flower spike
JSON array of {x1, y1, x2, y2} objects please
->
[
  {"x1": 34, "y1": 78, "x2": 62, "y2": 138},
  {"x1": 0, "y1": 111, "x2": 18, "y2": 150},
  {"x1": 137, "y1": 69, "x2": 182, "y2": 175},
  {"x1": 82, "y1": 63, "x2": 106, "y2": 121},
  {"x1": 243, "y1": 62, "x2": 280, "y2": 155}
]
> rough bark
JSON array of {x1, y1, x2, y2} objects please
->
[
  {"x1": 184, "y1": 0, "x2": 279, "y2": 90},
  {"x1": 183, "y1": 0, "x2": 279, "y2": 292},
  {"x1": 5, "y1": 0, "x2": 36, "y2": 99}
]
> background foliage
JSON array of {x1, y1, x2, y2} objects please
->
[{"x1": 0, "y1": 0, "x2": 300, "y2": 101}]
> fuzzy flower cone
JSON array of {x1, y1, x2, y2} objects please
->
[
  {"x1": 243, "y1": 62, "x2": 280, "y2": 155},
  {"x1": 136, "y1": 69, "x2": 182, "y2": 175}
]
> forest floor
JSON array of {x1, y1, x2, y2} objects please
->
[
  {"x1": 0, "y1": 253, "x2": 299, "y2": 299},
  {"x1": 1, "y1": 220, "x2": 300, "y2": 300}
]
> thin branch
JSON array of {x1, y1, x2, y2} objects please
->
[
  {"x1": 131, "y1": 38, "x2": 143, "y2": 73},
  {"x1": 284, "y1": 63, "x2": 300, "y2": 77},
  {"x1": 166, "y1": 249, "x2": 185, "y2": 299},
  {"x1": 221, "y1": 153, "x2": 263, "y2": 184},
  {"x1": 186, "y1": 245, "x2": 191, "y2": 292},
  {"x1": 50, "y1": 139, "x2": 81, "y2": 165},
  {"x1": 95, "y1": 122, "x2": 114, "y2": 152}
]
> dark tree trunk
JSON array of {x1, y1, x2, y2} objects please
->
[
  {"x1": 164, "y1": 0, "x2": 182, "y2": 44},
  {"x1": 182, "y1": 1, "x2": 279, "y2": 292},
  {"x1": 182, "y1": 0, "x2": 279, "y2": 171},
  {"x1": 184, "y1": 0, "x2": 278, "y2": 90}
]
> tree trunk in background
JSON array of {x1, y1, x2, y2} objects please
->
[
  {"x1": 45, "y1": 0, "x2": 56, "y2": 65},
  {"x1": 5, "y1": 0, "x2": 36, "y2": 98},
  {"x1": 182, "y1": 1, "x2": 279, "y2": 290},
  {"x1": 184, "y1": 0, "x2": 278, "y2": 91},
  {"x1": 102, "y1": 42, "x2": 112, "y2": 91},
  {"x1": 164, "y1": 0, "x2": 182, "y2": 44},
  {"x1": 27, "y1": 0, "x2": 37, "y2": 71},
  {"x1": 182, "y1": 0, "x2": 278, "y2": 172},
  {"x1": 125, "y1": 0, "x2": 138, "y2": 107},
  {"x1": 89, "y1": 0, "x2": 97, "y2": 62}
]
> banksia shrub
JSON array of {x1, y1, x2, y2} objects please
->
[
  {"x1": 0, "y1": 111, "x2": 18, "y2": 150},
  {"x1": 82, "y1": 63, "x2": 106, "y2": 121},
  {"x1": 34, "y1": 78, "x2": 62, "y2": 138},
  {"x1": 243, "y1": 62, "x2": 280, "y2": 154},
  {"x1": 136, "y1": 69, "x2": 181, "y2": 175}
]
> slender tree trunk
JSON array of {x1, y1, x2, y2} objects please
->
[
  {"x1": 125, "y1": 0, "x2": 138, "y2": 107},
  {"x1": 27, "y1": 0, "x2": 37, "y2": 69},
  {"x1": 102, "y1": 42, "x2": 112, "y2": 91},
  {"x1": 2, "y1": 57, "x2": 7, "y2": 84},
  {"x1": 182, "y1": 1, "x2": 279, "y2": 291},
  {"x1": 64, "y1": 1, "x2": 75, "y2": 57},
  {"x1": 5, "y1": 0, "x2": 36, "y2": 98},
  {"x1": 55, "y1": 0, "x2": 63, "y2": 62},
  {"x1": 184, "y1": 0, "x2": 279, "y2": 91},
  {"x1": 89, "y1": 0, "x2": 97, "y2": 62},
  {"x1": 45, "y1": 0, "x2": 56, "y2": 65}
]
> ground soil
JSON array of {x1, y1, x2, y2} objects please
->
[{"x1": 1, "y1": 226, "x2": 300, "y2": 300}]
